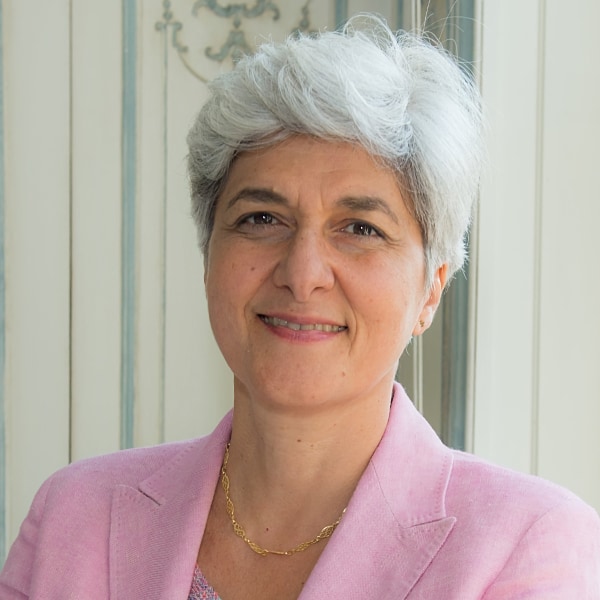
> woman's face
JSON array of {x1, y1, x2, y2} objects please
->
[{"x1": 205, "y1": 136, "x2": 445, "y2": 411}]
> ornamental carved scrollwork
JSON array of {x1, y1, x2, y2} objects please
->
[{"x1": 156, "y1": 0, "x2": 315, "y2": 83}]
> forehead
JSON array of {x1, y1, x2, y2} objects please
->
[{"x1": 219, "y1": 136, "x2": 407, "y2": 208}]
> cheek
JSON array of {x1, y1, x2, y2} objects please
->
[
  {"x1": 360, "y1": 267, "x2": 424, "y2": 341},
  {"x1": 205, "y1": 251, "x2": 262, "y2": 330},
  {"x1": 206, "y1": 268, "x2": 239, "y2": 321},
  {"x1": 205, "y1": 255, "x2": 239, "y2": 331},
  {"x1": 206, "y1": 279, "x2": 243, "y2": 374}
]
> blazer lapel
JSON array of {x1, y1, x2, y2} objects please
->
[
  {"x1": 300, "y1": 384, "x2": 456, "y2": 599},
  {"x1": 108, "y1": 413, "x2": 233, "y2": 600},
  {"x1": 299, "y1": 465, "x2": 455, "y2": 599},
  {"x1": 108, "y1": 383, "x2": 453, "y2": 599}
]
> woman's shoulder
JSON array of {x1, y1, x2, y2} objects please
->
[
  {"x1": 43, "y1": 435, "x2": 209, "y2": 499},
  {"x1": 446, "y1": 447, "x2": 598, "y2": 527},
  {"x1": 438, "y1": 449, "x2": 600, "y2": 595},
  {"x1": 30, "y1": 409, "x2": 233, "y2": 516}
]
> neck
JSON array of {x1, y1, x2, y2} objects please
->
[{"x1": 224, "y1": 378, "x2": 394, "y2": 544}]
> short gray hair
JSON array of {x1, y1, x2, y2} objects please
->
[{"x1": 187, "y1": 15, "x2": 484, "y2": 283}]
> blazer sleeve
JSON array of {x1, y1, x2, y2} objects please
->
[
  {"x1": 482, "y1": 497, "x2": 600, "y2": 599},
  {"x1": 0, "y1": 477, "x2": 52, "y2": 599}
]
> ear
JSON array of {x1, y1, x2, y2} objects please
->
[{"x1": 413, "y1": 263, "x2": 448, "y2": 336}]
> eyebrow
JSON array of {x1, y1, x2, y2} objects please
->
[
  {"x1": 226, "y1": 188, "x2": 288, "y2": 210},
  {"x1": 336, "y1": 196, "x2": 400, "y2": 225},
  {"x1": 226, "y1": 187, "x2": 400, "y2": 225}
]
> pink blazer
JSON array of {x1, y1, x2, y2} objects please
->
[{"x1": 2, "y1": 383, "x2": 599, "y2": 598}]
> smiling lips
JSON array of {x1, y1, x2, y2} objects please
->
[{"x1": 259, "y1": 315, "x2": 347, "y2": 333}]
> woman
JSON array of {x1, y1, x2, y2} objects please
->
[{"x1": 2, "y1": 15, "x2": 599, "y2": 600}]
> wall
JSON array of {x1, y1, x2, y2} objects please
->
[
  {"x1": 473, "y1": 0, "x2": 600, "y2": 508},
  {"x1": 1, "y1": 0, "x2": 72, "y2": 563}
]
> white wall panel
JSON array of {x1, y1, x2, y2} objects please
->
[
  {"x1": 474, "y1": 0, "x2": 542, "y2": 473},
  {"x1": 536, "y1": 0, "x2": 600, "y2": 508},
  {"x1": 3, "y1": 0, "x2": 71, "y2": 547},
  {"x1": 475, "y1": 0, "x2": 600, "y2": 510},
  {"x1": 70, "y1": 0, "x2": 123, "y2": 460},
  {"x1": 135, "y1": 0, "x2": 171, "y2": 447},
  {"x1": 161, "y1": 3, "x2": 231, "y2": 441}
]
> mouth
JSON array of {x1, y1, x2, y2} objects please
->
[{"x1": 259, "y1": 315, "x2": 347, "y2": 333}]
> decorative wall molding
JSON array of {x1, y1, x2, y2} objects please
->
[{"x1": 156, "y1": 0, "x2": 314, "y2": 83}]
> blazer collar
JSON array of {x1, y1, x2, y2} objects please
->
[
  {"x1": 109, "y1": 383, "x2": 454, "y2": 599},
  {"x1": 300, "y1": 383, "x2": 455, "y2": 599},
  {"x1": 109, "y1": 412, "x2": 233, "y2": 600}
]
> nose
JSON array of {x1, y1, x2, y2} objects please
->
[{"x1": 272, "y1": 228, "x2": 335, "y2": 302}]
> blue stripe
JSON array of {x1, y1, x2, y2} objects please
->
[
  {"x1": 121, "y1": 0, "x2": 137, "y2": 450},
  {"x1": 396, "y1": 0, "x2": 405, "y2": 28},
  {"x1": 334, "y1": 0, "x2": 347, "y2": 29},
  {"x1": 439, "y1": 0, "x2": 476, "y2": 451},
  {"x1": 159, "y1": 21, "x2": 169, "y2": 443},
  {"x1": 457, "y1": 0, "x2": 476, "y2": 68},
  {"x1": 0, "y1": 0, "x2": 6, "y2": 565}
]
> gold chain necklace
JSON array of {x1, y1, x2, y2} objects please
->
[{"x1": 221, "y1": 443, "x2": 346, "y2": 557}]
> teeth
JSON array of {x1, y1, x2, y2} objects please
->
[{"x1": 261, "y1": 316, "x2": 346, "y2": 333}]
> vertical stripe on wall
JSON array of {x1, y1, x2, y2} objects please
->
[
  {"x1": 456, "y1": 0, "x2": 476, "y2": 70},
  {"x1": 159, "y1": 8, "x2": 170, "y2": 444},
  {"x1": 121, "y1": 0, "x2": 137, "y2": 450},
  {"x1": 396, "y1": 0, "x2": 405, "y2": 28},
  {"x1": 440, "y1": 0, "x2": 476, "y2": 451},
  {"x1": 530, "y1": 0, "x2": 547, "y2": 476},
  {"x1": 0, "y1": 0, "x2": 6, "y2": 566},
  {"x1": 334, "y1": 0, "x2": 348, "y2": 28}
]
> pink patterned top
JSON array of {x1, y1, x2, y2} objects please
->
[{"x1": 188, "y1": 565, "x2": 221, "y2": 600}]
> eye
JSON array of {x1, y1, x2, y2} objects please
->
[
  {"x1": 240, "y1": 212, "x2": 279, "y2": 226},
  {"x1": 342, "y1": 222, "x2": 383, "y2": 237}
]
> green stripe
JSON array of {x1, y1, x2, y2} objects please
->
[
  {"x1": 396, "y1": 0, "x2": 405, "y2": 28},
  {"x1": 440, "y1": 0, "x2": 476, "y2": 450},
  {"x1": 334, "y1": 0, "x2": 347, "y2": 29},
  {"x1": 121, "y1": 0, "x2": 137, "y2": 450}
]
